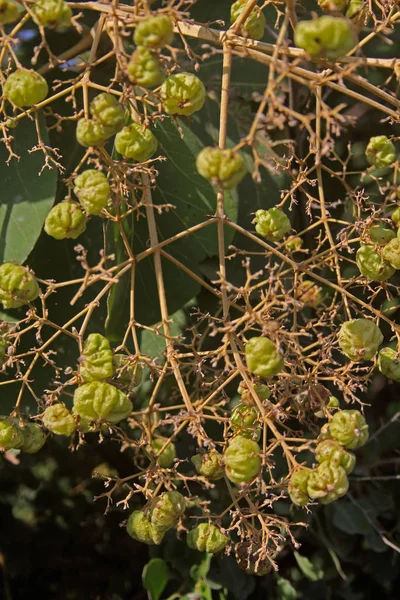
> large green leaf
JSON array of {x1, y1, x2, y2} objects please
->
[{"x1": 0, "y1": 113, "x2": 57, "y2": 264}]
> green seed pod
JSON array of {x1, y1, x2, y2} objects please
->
[
  {"x1": 382, "y1": 238, "x2": 400, "y2": 269},
  {"x1": 73, "y1": 381, "x2": 132, "y2": 425},
  {"x1": 187, "y1": 523, "x2": 229, "y2": 554},
  {"x1": 31, "y1": 0, "x2": 72, "y2": 30},
  {"x1": 285, "y1": 236, "x2": 303, "y2": 251},
  {"x1": 307, "y1": 462, "x2": 349, "y2": 504},
  {"x1": 382, "y1": 298, "x2": 400, "y2": 316},
  {"x1": 318, "y1": 0, "x2": 348, "y2": 12},
  {"x1": 127, "y1": 47, "x2": 165, "y2": 88},
  {"x1": 238, "y1": 382, "x2": 271, "y2": 406},
  {"x1": 0, "y1": 263, "x2": 40, "y2": 309},
  {"x1": 337, "y1": 318, "x2": 383, "y2": 362},
  {"x1": 295, "y1": 280, "x2": 322, "y2": 308},
  {"x1": 133, "y1": 15, "x2": 174, "y2": 49},
  {"x1": 294, "y1": 16, "x2": 357, "y2": 62},
  {"x1": 314, "y1": 439, "x2": 356, "y2": 474},
  {"x1": 196, "y1": 147, "x2": 246, "y2": 190},
  {"x1": 89, "y1": 93, "x2": 125, "y2": 135},
  {"x1": 377, "y1": 347, "x2": 400, "y2": 382},
  {"x1": 79, "y1": 333, "x2": 114, "y2": 382},
  {"x1": 3, "y1": 69, "x2": 48, "y2": 107},
  {"x1": 356, "y1": 245, "x2": 395, "y2": 281},
  {"x1": 160, "y1": 72, "x2": 206, "y2": 116},
  {"x1": 92, "y1": 462, "x2": 118, "y2": 478},
  {"x1": 113, "y1": 354, "x2": 143, "y2": 388},
  {"x1": 44, "y1": 201, "x2": 87, "y2": 240},
  {"x1": 191, "y1": 449, "x2": 224, "y2": 481},
  {"x1": 366, "y1": 136, "x2": 396, "y2": 169},
  {"x1": 329, "y1": 409, "x2": 369, "y2": 449},
  {"x1": 20, "y1": 423, "x2": 47, "y2": 454},
  {"x1": 345, "y1": 0, "x2": 368, "y2": 24},
  {"x1": 42, "y1": 404, "x2": 75, "y2": 436},
  {"x1": 76, "y1": 119, "x2": 110, "y2": 148},
  {"x1": 0, "y1": 0, "x2": 19, "y2": 24},
  {"x1": 224, "y1": 435, "x2": 261, "y2": 484},
  {"x1": 0, "y1": 419, "x2": 24, "y2": 450},
  {"x1": 230, "y1": 403, "x2": 261, "y2": 441},
  {"x1": 150, "y1": 491, "x2": 186, "y2": 544},
  {"x1": 368, "y1": 225, "x2": 396, "y2": 245},
  {"x1": 115, "y1": 123, "x2": 157, "y2": 162},
  {"x1": 327, "y1": 396, "x2": 340, "y2": 408},
  {"x1": 147, "y1": 437, "x2": 176, "y2": 468},
  {"x1": 319, "y1": 422, "x2": 331, "y2": 440},
  {"x1": 391, "y1": 207, "x2": 400, "y2": 227},
  {"x1": 254, "y1": 208, "x2": 291, "y2": 242},
  {"x1": 288, "y1": 469, "x2": 310, "y2": 506},
  {"x1": 245, "y1": 336, "x2": 284, "y2": 378},
  {"x1": 73, "y1": 170, "x2": 110, "y2": 216},
  {"x1": 126, "y1": 510, "x2": 156, "y2": 545},
  {"x1": 230, "y1": 0, "x2": 266, "y2": 40}
]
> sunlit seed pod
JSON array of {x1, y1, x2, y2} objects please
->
[
  {"x1": 377, "y1": 346, "x2": 400, "y2": 382},
  {"x1": 196, "y1": 146, "x2": 246, "y2": 190},
  {"x1": 126, "y1": 510, "x2": 156, "y2": 545},
  {"x1": 115, "y1": 123, "x2": 158, "y2": 161},
  {"x1": 366, "y1": 135, "x2": 396, "y2": 169},
  {"x1": 327, "y1": 396, "x2": 340, "y2": 408},
  {"x1": 0, "y1": 263, "x2": 40, "y2": 309},
  {"x1": 345, "y1": 0, "x2": 369, "y2": 24},
  {"x1": 314, "y1": 439, "x2": 356, "y2": 474},
  {"x1": 230, "y1": 403, "x2": 261, "y2": 441},
  {"x1": 254, "y1": 208, "x2": 291, "y2": 242},
  {"x1": 89, "y1": 93, "x2": 125, "y2": 135},
  {"x1": 391, "y1": 207, "x2": 400, "y2": 227},
  {"x1": 73, "y1": 170, "x2": 110, "y2": 216},
  {"x1": 160, "y1": 72, "x2": 206, "y2": 116},
  {"x1": 0, "y1": 0, "x2": 20, "y2": 24},
  {"x1": 133, "y1": 15, "x2": 174, "y2": 49},
  {"x1": 238, "y1": 382, "x2": 271, "y2": 406},
  {"x1": 245, "y1": 336, "x2": 284, "y2": 378},
  {"x1": 79, "y1": 333, "x2": 115, "y2": 382},
  {"x1": 294, "y1": 16, "x2": 357, "y2": 62},
  {"x1": 76, "y1": 119, "x2": 110, "y2": 148},
  {"x1": 356, "y1": 245, "x2": 395, "y2": 281},
  {"x1": 288, "y1": 469, "x2": 310, "y2": 506},
  {"x1": 337, "y1": 319, "x2": 383, "y2": 362},
  {"x1": 329, "y1": 410, "x2": 369, "y2": 450},
  {"x1": 73, "y1": 381, "x2": 132, "y2": 425},
  {"x1": 368, "y1": 225, "x2": 396, "y2": 245},
  {"x1": 307, "y1": 462, "x2": 349, "y2": 504},
  {"x1": 284, "y1": 236, "x2": 303, "y2": 251},
  {"x1": 42, "y1": 404, "x2": 76, "y2": 437},
  {"x1": 187, "y1": 523, "x2": 229, "y2": 554},
  {"x1": 224, "y1": 435, "x2": 261, "y2": 484},
  {"x1": 3, "y1": 69, "x2": 48, "y2": 107},
  {"x1": 146, "y1": 437, "x2": 176, "y2": 468},
  {"x1": 381, "y1": 238, "x2": 400, "y2": 269},
  {"x1": 295, "y1": 280, "x2": 322, "y2": 308},
  {"x1": 127, "y1": 47, "x2": 166, "y2": 88},
  {"x1": 31, "y1": 0, "x2": 72, "y2": 30},
  {"x1": 191, "y1": 449, "x2": 224, "y2": 481},
  {"x1": 0, "y1": 419, "x2": 25, "y2": 450},
  {"x1": 44, "y1": 201, "x2": 87, "y2": 240},
  {"x1": 20, "y1": 423, "x2": 47, "y2": 454},
  {"x1": 230, "y1": 0, "x2": 266, "y2": 40},
  {"x1": 149, "y1": 491, "x2": 186, "y2": 544}
]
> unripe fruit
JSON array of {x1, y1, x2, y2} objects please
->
[
  {"x1": 160, "y1": 72, "x2": 206, "y2": 116},
  {"x1": 3, "y1": 69, "x2": 48, "y2": 107},
  {"x1": 191, "y1": 450, "x2": 224, "y2": 480},
  {"x1": 392, "y1": 207, "x2": 400, "y2": 227},
  {"x1": 368, "y1": 225, "x2": 395, "y2": 244},
  {"x1": 0, "y1": 263, "x2": 40, "y2": 309},
  {"x1": 245, "y1": 336, "x2": 284, "y2": 378},
  {"x1": 238, "y1": 382, "x2": 271, "y2": 406},
  {"x1": 230, "y1": 0, "x2": 266, "y2": 40},
  {"x1": 314, "y1": 439, "x2": 356, "y2": 474},
  {"x1": 288, "y1": 469, "x2": 310, "y2": 506},
  {"x1": 377, "y1": 347, "x2": 400, "y2": 382},
  {"x1": 307, "y1": 462, "x2": 349, "y2": 504},
  {"x1": 79, "y1": 333, "x2": 114, "y2": 382},
  {"x1": 294, "y1": 16, "x2": 357, "y2": 61},
  {"x1": 224, "y1": 435, "x2": 261, "y2": 484},
  {"x1": 127, "y1": 47, "x2": 165, "y2": 88},
  {"x1": 147, "y1": 437, "x2": 176, "y2": 468},
  {"x1": 149, "y1": 491, "x2": 186, "y2": 544},
  {"x1": 76, "y1": 119, "x2": 109, "y2": 148},
  {"x1": 285, "y1": 236, "x2": 303, "y2": 251},
  {"x1": 115, "y1": 123, "x2": 157, "y2": 162},
  {"x1": 196, "y1": 147, "x2": 246, "y2": 190},
  {"x1": 337, "y1": 318, "x2": 383, "y2": 362},
  {"x1": 254, "y1": 208, "x2": 291, "y2": 242},
  {"x1": 230, "y1": 403, "x2": 261, "y2": 441},
  {"x1": 382, "y1": 238, "x2": 400, "y2": 269},
  {"x1": 356, "y1": 245, "x2": 395, "y2": 281},
  {"x1": 346, "y1": 0, "x2": 368, "y2": 24},
  {"x1": 20, "y1": 423, "x2": 47, "y2": 454},
  {"x1": 44, "y1": 201, "x2": 87, "y2": 240},
  {"x1": 133, "y1": 15, "x2": 174, "y2": 49},
  {"x1": 73, "y1": 170, "x2": 110, "y2": 215},
  {"x1": 318, "y1": 0, "x2": 347, "y2": 11},
  {"x1": 0, "y1": 419, "x2": 24, "y2": 450},
  {"x1": 89, "y1": 93, "x2": 125, "y2": 135},
  {"x1": 113, "y1": 354, "x2": 143, "y2": 387},
  {"x1": 0, "y1": 0, "x2": 19, "y2": 24},
  {"x1": 126, "y1": 510, "x2": 155, "y2": 545},
  {"x1": 187, "y1": 523, "x2": 229, "y2": 554},
  {"x1": 73, "y1": 381, "x2": 132, "y2": 425},
  {"x1": 42, "y1": 404, "x2": 75, "y2": 436},
  {"x1": 31, "y1": 0, "x2": 72, "y2": 31},
  {"x1": 295, "y1": 280, "x2": 322, "y2": 308},
  {"x1": 329, "y1": 409, "x2": 369, "y2": 449},
  {"x1": 328, "y1": 396, "x2": 340, "y2": 408},
  {"x1": 366, "y1": 136, "x2": 396, "y2": 169}
]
